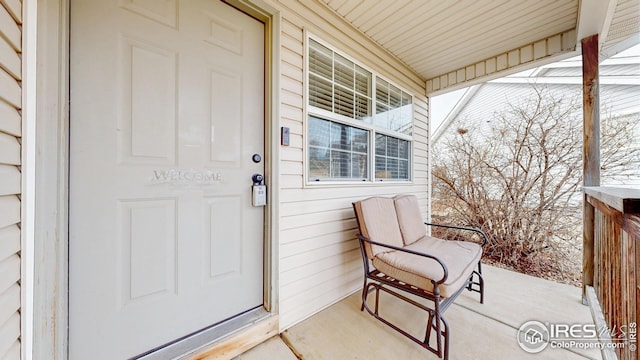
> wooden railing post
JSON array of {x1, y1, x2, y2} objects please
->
[
  {"x1": 581, "y1": 34, "x2": 600, "y2": 303},
  {"x1": 583, "y1": 196, "x2": 595, "y2": 304}
]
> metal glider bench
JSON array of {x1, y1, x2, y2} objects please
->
[{"x1": 352, "y1": 195, "x2": 486, "y2": 360}]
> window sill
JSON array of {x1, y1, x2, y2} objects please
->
[{"x1": 304, "y1": 179, "x2": 413, "y2": 188}]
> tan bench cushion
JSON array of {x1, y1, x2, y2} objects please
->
[
  {"x1": 393, "y1": 194, "x2": 427, "y2": 245},
  {"x1": 354, "y1": 197, "x2": 404, "y2": 259},
  {"x1": 372, "y1": 235, "x2": 482, "y2": 298}
]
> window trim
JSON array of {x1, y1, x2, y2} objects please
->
[{"x1": 305, "y1": 34, "x2": 415, "y2": 185}]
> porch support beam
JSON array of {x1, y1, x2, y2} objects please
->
[{"x1": 582, "y1": 34, "x2": 600, "y2": 303}]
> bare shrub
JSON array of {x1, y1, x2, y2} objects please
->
[{"x1": 432, "y1": 86, "x2": 640, "y2": 285}]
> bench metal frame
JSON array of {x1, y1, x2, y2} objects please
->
[{"x1": 353, "y1": 213, "x2": 486, "y2": 360}]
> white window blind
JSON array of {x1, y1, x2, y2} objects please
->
[{"x1": 309, "y1": 39, "x2": 372, "y2": 122}]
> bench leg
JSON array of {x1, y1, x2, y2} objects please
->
[
  {"x1": 360, "y1": 278, "x2": 368, "y2": 311},
  {"x1": 466, "y1": 262, "x2": 485, "y2": 304},
  {"x1": 424, "y1": 303, "x2": 450, "y2": 360}
]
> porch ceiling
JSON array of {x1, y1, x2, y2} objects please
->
[{"x1": 318, "y1": 0, "x2": 640, "y2": 95}]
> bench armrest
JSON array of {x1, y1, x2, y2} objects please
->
[
  {"x1": 424, "y1": 222, "x2": 488, "y2": 247},
  {"x1": 356, "y1": 233, "x2": 449, "y2": 285}
]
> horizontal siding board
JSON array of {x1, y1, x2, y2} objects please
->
[
  {"x1": 281, "y1": 242, "x2": 359, "y2": 275},
  {"x1": 280, "y1": 258, "x2": 361, "y2": 302},
  {"x1": 280, "y1": 260, "x2": 361, "y2": 312},
  {"x1": 286, "y1": 133, "x2": 303, "y2": 149},
  {"x1": 282, "y1": 113, "x2": 304, "y2": 135},
  {"x1": 0, "y1": 132, "x2": 19, "y2": 164},
  {"x1": 280, "y1": 50, "x2": 303, "y2": 72},
  {"x1": 0, "y1": 0, "x2": 21, "y2": 23},
  {"x1": 282, "y1": 20, "x2": 303, "y2": 40},
  {"x1": 0, "y1": 254, "x2": 19, "y2": 297},
  {"x1": 281, "y1": 46, "x2": 303, "y2": 69},
  {"x1": 0, "y1": 225, "x2": 19, "y2": 261},
  {"x1": 0, "y1": 5, "x2": 19, "y2": 51},
  {"x1": 0, "y1": 311, "x2": 19, "y2": 359},
  {"x1": 413, "y1": 125, "x2": 428, "y2": 138},
  {"x1": 413, "y1": 147, "x2": 428, "y2": 159},
  {"x1": 0, "y1": 69, "x2": 20, "y2": 108},
  {"x1": 0, "y1": 100, "x2": 20, "y2": 136},
  {"x1": 280, "y1": 161, "x2": 303, "y2": 176},
  {"x1": 281, "y1": 18, "x2": 303, "y2": 41},
  {"x1": 280, "y1": 147, "x2": 303, "y2": 162},
  {"x1": 281, "y1": 208, "x2": 354, "y2": 230},
  {"x1": 0, "y1": 35, "x2": 19, "y2": 80},
  {"x1": 280, "y1": 218, "x2": 356, "y2": 244},
  {"x1": 414, "y1": 158, "x2": 429, "y2": 167},
  {"x1": 2, "y1": 340, "x2": 19, "y2": 360},
  {"x1": 280, "y1": 230, "x2": 356, "y2": 259},
  {"x1": 280, "y1": 249, "x2": 361, "y2": 289},
  {"x1": 281, "y1": 88, "x2": 304, "y2": 110},
  {"x1": 280, "y1": 197, "x2": 355, "y2": 217},
  {"x1": 280, "y1": 174, "x2": 303, "y2": 189},
  {"x1": 281, "y1": 58, "x2": 304, "y2": 82},
  {"x1": 281, "y1": 261, "x2": 361, "y2": 302},
  {"x1": 0, "y1": 164, "x2": 19, "y2": 196},
  {"x1": 280, "y1": 75, "x2": 303, "y2": 97},
  {"x1": 0, "y1": 282, "x2": 19, "y2": 326},
  {"x1": 0, "y1": 195, "x2": 19, "y2": 229},
  {"x1": 281, "y1": 104, "x2": 303, "y2": 121},
  {"x1": 281, "y1": 240, "x2": 359, "y2": 273},
  {"x1": 281, "y1": 32, "x2": 304, "y2": 56}
]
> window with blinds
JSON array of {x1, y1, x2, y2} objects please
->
[
  {"x1": 307, "y1": 37, "x2": 412, "y2": 182},
  {"x1": 309, "y1": 39, "x2": 372, "y2": 121},
  {"x1": 309, "y1": 116, "x2": 369, "y2": 180},
  {"x1": 375, "y1": 134, "x2": 410, "y2": 180}
]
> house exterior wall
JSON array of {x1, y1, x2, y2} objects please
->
[
  {"x1": 266, "y1": 0, "x2": 431, "y2": 330},
  {"x1": 0, "y1": 0, "x2": 22, "y2": 358}
]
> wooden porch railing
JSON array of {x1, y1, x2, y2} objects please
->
[{"x1": 584, "y1": 187, "x2": 640, "y2": 360}]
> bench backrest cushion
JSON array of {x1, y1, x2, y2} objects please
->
[
  {"x1": 394, "y1": 194, "x2": 427, "y2": 246},
  {"x1": 354, "y1": 197, "x2": 404, "y2": 259}
]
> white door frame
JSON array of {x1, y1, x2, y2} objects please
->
[{"x1": 31, "y1": 0, "x2": 281, "y2": 358}]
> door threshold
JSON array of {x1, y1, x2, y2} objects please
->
[{"x1": 134, "y1": 308, "x2": 275, "y2": 360}]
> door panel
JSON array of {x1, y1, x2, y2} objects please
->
[{"x1": 70, "y1": 1, "x2": 265, "y2": 358}]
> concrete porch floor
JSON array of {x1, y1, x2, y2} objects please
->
[{"x1": 234, "y1": 265, "x2": 602, "y2": 360}]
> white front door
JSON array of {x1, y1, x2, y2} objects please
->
[{"x1": 69, "y1": 1, "x2": 265, "y2": 358}]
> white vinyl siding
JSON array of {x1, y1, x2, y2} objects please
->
[
  {"x1": 275, "y1": 2, "x2": 430, "y2": 331},
  {"x1": 0, "y1": 0, "x2": 21, "y2": 359}
]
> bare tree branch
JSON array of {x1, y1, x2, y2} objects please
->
[{"x1": 432, "y1": 85, "x2": 639, "y2": 285}]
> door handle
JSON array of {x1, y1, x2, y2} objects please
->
[{"x1": 252, "y1": 173, "x2": 264, "y2": 185}]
